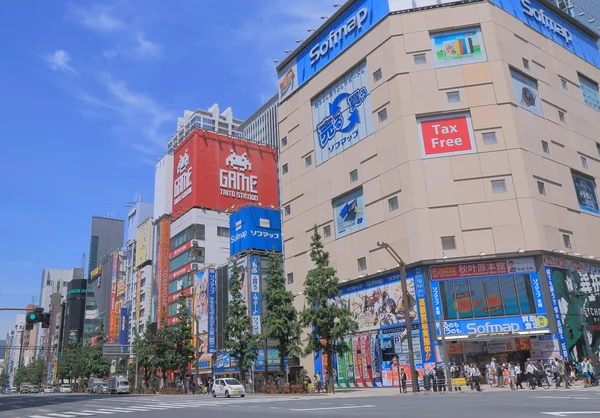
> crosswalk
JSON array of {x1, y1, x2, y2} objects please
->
[{"x1": 19, "y1": 396, "x2": 308, "y2": 418}]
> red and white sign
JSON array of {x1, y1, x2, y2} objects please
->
[
  {"x1": 172, "y1": 129, "x2": 279, "y2": 220},
  {"x1": 430, "y1": 257, "x2": 535, "y2": 281},
  {"x1": 169, "y1": 264, "x2": 191, "y2": 280},
  {"x1": 157, "y1": 218, "x2": 171, "y2": 328},
  {"x1": 170, "y1": 241, "x2": 192, "y2": 259},
  {"x1": 418, "y1": 112, "x2": 476, "y2": 158},
  {"x1": 168, "y1": 286, "x2": 192, "y2": 304}
]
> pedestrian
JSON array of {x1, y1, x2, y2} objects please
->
[
  {"x1": 450, "y1": 363, "x2": 461, "y2": 391},
  {"x1": 436, "y1": 365, "x2": 446, "y2": 392},
  {"x1": 582, "y1": 358, "x2": 590, "y2": 387},
  {"x1": 323, "y1": 371, "x2": 329, "y2": 393},
  {"x1": 463, "y1": 363, "x2": 473, "y2": 390},
  {"x1": 515, "y1": 363, "x2": 524, "y2": 390},
  {"x1": 508, "y1": 363, "x2": 515, "y2": 390},
  {"x1": 314, "y1": 372, "x2": 321, "y2": 393},
  {"x1": 553, "y1": 358, "x2": 565, "y2": 389},
  {"x1": 247, "y1": 376, "x2": 253, "y2": 394},
  {"x1": 587, "y1": 359, "x2": 596, "y2": 386},
  {"x1": 400, "y1": 368, "x2": 408, "y2": 393},
  {"x1": 470, "y1": 363, "x2": 482, "y2": 392}
]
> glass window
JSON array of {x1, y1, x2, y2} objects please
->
[
  {"x1": 217, "y1": 227, "x2": 230, "y2": 237},
  {"x1": 491, "y1": 179, "x2": 507, "y2": 193},
  {"x1": 522, "y1": 58, "x2": 530, "y2": 69},
  {"x1": 537, "y1": 181, "x2": 546, "y2": 195},
  {"x1": 349, "y1": 169, "x2": 358, "y2": 183},
  {"x1": 169, "y1": 251, "x2": 191, "y2": 271},
  {"x1": 470, "y1": 279, "x2": 488, "y2": 317},
  {"x1": 447, "y1": 91, "x2": 460, "y2": 103},
  {"x1": 357, "y1": 257, "x2": 367, "y2": 271},
  {"x1": 388, "y1": 196, "x2": 399, "y2": 212},
  {"x1": 542, "y1": 141, "x2": 550, "y2": 154},
  {"x1": 414, "y1": 53, "x2": 426, "y2": 65},
  {"x1": 483, "y1": 277, "x2": 504, "y2": 316},
  {"x1": 282, "y1": 163, "x2": 288, "y2": 174},
  {"x1": 373, "y1": 68, "x2": 383, "y2": 82},
  {"x1": 579, "y1": 74, "x2": 600, "y2": 111},
  {"x1": 440, "y1": 281, "x2": 458, "y2": 320},
  {"x1": 323, "y1": 225, "x2": 331, "y2": 238},
  {"x1": 563, "y1": 234, "x2": 572, "y2": 249},
  {"x1": 169, "y1": 280, "x2": 181, "y2": 295},
  {"x1": 168, "y1": 302, "x2": 178, "y2": 317},
  {"x1": 561, "y1": 78, "x2": 568, "y2": 90},
  {"x1": 170, "y1": 225, "x2": 205, "y2": 250},
  {"x1": 378, "y1": 108, "x2": 388, "y2": 122},
  {"x1": 441, "y1": 236, "x2": 456, "y2": 250},
  {"x1": 454, "y1": 281, "x2": 473, "y2": 319},
  {"x1": 514, "y1": 275, "x2": 535, "y2": 314},
  {"x1": 305, "y1": 155, "x2": 312, "y2": 167},
  {"x1": 499, "y1": 276, "x2": 520, "y2": 315},
  {"x1": 287, "y1": 273, "x2": 294, "y2": 284},
  {"x1": 284, "y1": 205, "x2": 291, "y2": 216},
  {"x1": 482, "y1": 132, "x2": 497, "y2": 145}
]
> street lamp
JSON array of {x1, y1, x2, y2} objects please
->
[{"x1": 376, "y1": 241, "x2": 419, "y2": 393}]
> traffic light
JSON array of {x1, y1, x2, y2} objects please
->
[
  {"x1": 26, "y1": 311, "x2": 41, "y2": 324},
  {"x1": 41, "y1": 313, "x2": 51, "y2": 329}
]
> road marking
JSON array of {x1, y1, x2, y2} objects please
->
[
  {"x1": 533, "y1": 397, "x2": 594, "y2": 400},
  {"x1": 542, "y1": 412, "x2": 600, "y2": 417},
  {"x1": 96, "y1": 409, "x2": 133, "y2": 414},
  {"x1": 63, "y1": 413, "x2": 95, "y2": 416},
  {"x1": 81, "y1": 410, "x2": 116, "y2": 415},
  {"x1": 290, "y1": 405, "x2": 375, "y2": 412},
  {"x1": 46, "y1": 414, "x2": 79, "y2": 418},
  {"x1": 270, "y1": 407, "x2": 281, "y2": 410}
]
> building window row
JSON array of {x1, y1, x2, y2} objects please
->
[
  {"x1": 169, "y1": 249, "x2": 204, "y2": 271},
  {"x1": 170, "y1": 224, "x2": 205, "y2": 251}
]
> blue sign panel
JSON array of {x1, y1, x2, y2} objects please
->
[
  {"x1": 544, "y1": 267, "x2": 570, "y2": 359},
  {"x1": 119, "y1": 308, "x2": 127, "y2": 345},
  {"x1": 333, "y1": 188, "x2": 367, "y2": 238},
  {"x1": 443, "y1": 314, "x2": 550, "y2": 336},
  {"x1": 488, "y1": 0, "x2": 600, "y2": 69},
  {"x1": 250, "y1": 255, "x2": 261, "y2": 335},
  {"x1": 229, "y1": 206, "x2": 282, "y2": 256},
  {"x1": 414, "y1": 268, "x2": 434, "y2": 365},
  {"x1": 277, "y1": 0, "x2": 390, "y2": 100},
  {"x1": 208, "y1": 268, "x2": 216, "y2": 353}
]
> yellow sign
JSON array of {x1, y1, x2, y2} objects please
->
[
  {"x1": 419, "y1": 298, "x2": 432, "y2": 361},
  {"x1": 90, "y1": 265, "x2": 102, "y2": 280},
  {"x1": 136, "y1": 218, "x2": 153, "y2": 267},
  {"x1": 536, "y1": 315, "x2": 549, "y2": 328},
  {"x1": 452, "y1": 378, "x2": 467, "y2": 387}
]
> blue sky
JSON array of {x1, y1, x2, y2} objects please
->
[{"x1": 0, "y1": 0, "x2": 334, "y2": 337}]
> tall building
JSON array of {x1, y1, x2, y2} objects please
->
[
  {"x1": 238, "y1": 94, "x2": 279, "y2": 148},
  {"x1": 6, "y1": 315, "x2": 25, "y2": 386},
  {"x1": 36, "y1": 268, "x2": 83, "y2": 358},
  {"x1": 277, "y1": 0, "x2": 600, "y2": 384},
  {"x1": 550, "y1": 0, "x2": 600, "y2": 40},
  {"x1": 87, "y1": 216, "x2": 125, "y2": 277},
  {"x1": 167, "y1": 104, "x2": 244, "y2": 152}
]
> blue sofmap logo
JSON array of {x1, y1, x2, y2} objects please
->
[{"x1": 317, "y1": 86, "x2": 368, "y2": 149}]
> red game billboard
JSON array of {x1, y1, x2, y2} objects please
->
[{"x1": 172, "y1": 130, "x2": 279, "y2": 219}]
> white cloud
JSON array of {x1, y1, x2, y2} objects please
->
[
  {"x1": 135, "y1": 33, "x2": 162, "y2": 59},
  {"x1": 45, "y1": 50, "x2": 77, "y2": 74},
  {"x1": 70, "y1": 5, "x2": 123, "y2": 32}
]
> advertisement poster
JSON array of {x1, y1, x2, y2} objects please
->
[
  {"x1": 352, "y1": 335, "x2": 364, "y2": 387},
  {"x1": 391, "y1": 357, "x2": 400, "y2": 386},
  {"x1": 250, "y1": 255, "x2": 261, "y2": 335},
  {"x1": 360, "y1": 334, "x2": 373, "y2": 385},
  {"x1": 417, "y1": 112, "x2": 476, "y2": 159},
  {"x1": 371, "y1": 333, "x2": 383, "y2": 386},
  {"x1": 207, "y1": 268, "x2": 216, "y2": 353},
  {"x1": 135, "y1": 218, "x2": 152, "y2": 267},
  {"x1": 336, "y1": 271, "x2": 417, "y2": 332},
  {"x1": 546, "y1": 264, "x2": 600, "y2": 359},
  {"x1": 414, "y1": 268, "x2": 433, "y2": 364},
  {"x1": 194, "y1": 269, "x2": 209, "y2": 334},
  {"x1": 382, "y1": 362, "x2": 392, "y2": 386},
  {"x1": 337, "y1": 349, "x2": 348, "y2": 388},
  {"x1": 109, "y1": 280, "x2": 116, "y2": 343},
  {"x1": 345, "y1": 338, "x2": 355, "y2": 387},
  {"x1": 531, "y1": 334, "x2": 561, "y2": 360},
  {"x1": 332, "y1": 188, "x2": 367, "y2": 239},
  {"x1": 430, "y1": 258, "x2": 536, "y2": 280},
  {"x1": 511, "y1": 69, "x2": 543, "y2": 116},
  {"x1": 312, "y1": 61, "x2": 374, "y2": 165},
  {"x1": 119, "y1": 308, "x2": 127, "y2": 345},
  {"x1": 431, "y1": 27, "x2": 487, "y2": 68},
  {"x1": 572, "y1": 173, "x2": 600, "y2": 214}
]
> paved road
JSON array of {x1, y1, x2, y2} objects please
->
[{"x1": 1, "y1": 387, "x2": 600, "y2": 418}]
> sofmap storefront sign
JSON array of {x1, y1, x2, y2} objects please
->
[
  {"x1": 442, "y1": 315, "x2": 550, "y2": 336},
  {"x1": 229, "y1": 206, "x2": 282, "y2": 256},
  {"x1": 312, "y1": 61, "x2": 374, "y2": 165},
  {"x1": 488, "y1": 0, "x2": 600, "y2": 69},
  {"x1": 277, "y1": 0, "x2": 389, "y2": 101}
]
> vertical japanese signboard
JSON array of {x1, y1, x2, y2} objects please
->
[
  {"x1": 250, "y1": 255, "x2": 261, "y2": 335},
  {"x1": 208, "y1": 268, "x2": 216, "y2": 353}
]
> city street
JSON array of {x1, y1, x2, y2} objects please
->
[{"x1": 2, "y1": 387, "x2": 600, "y2": 418}]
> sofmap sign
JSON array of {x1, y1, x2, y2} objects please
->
[
  {"x1": 229, "y1": 206, "x2": 282, "y2": 256},
  {"x1": 250, "y1": 255, "x2": 261, "y2": 335},
  {"x1": 277, "y1": 0, "x2": 389, "y2": 101},
  {"x1": 208, "y1": 268, "x2": 216, "y2": 353},
  {"x1": 443, "y1": 314, "x2": 550, "y2": 336},
  {"x1": 488, "y1": 0, "x2": 600, "y2": 69},
  {"x1": 312, "y1": 61, "x2": 374, "y2": 165},
  {"x1": 332, "y1": 188, "x2": 367, "y2": 238}
]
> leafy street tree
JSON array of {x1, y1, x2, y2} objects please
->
[
  {"x1": 14, "y1": 358, "x2": 45, "y2": 387},
  {"x1": 157, "y1": 290, "x2": 194, "y2": 393},
  {"x1": 300, "y1": 226, "x2": 358, "y2": 394},
  {"x1": 133, "y1": 324, "x2": 160, "y2": 389},
  {"x1": 225, "y1": 260, "x2": 261, "y2": 385},
  {"x1": 263, "y1": 251, "x2": 301, "y2": 380},
  {"x1": 0, "y1": 368, "x2": 9, "y2": 386},
  {"x1": 87, "y1": 322, "x2": 110, "y2": 378}
]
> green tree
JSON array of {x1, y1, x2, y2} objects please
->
[
  {"x1": 134, "y1": 324, "x2": 159, "y2": 389},
  {"x1": 87, "y1": 322, "x2": 110, "y2": 378},
  {"x1": 0, "y1": 368, "x2": 9, "y2": 386},
  {"x1": 300, "y1": 226, "x2": 358, "y2": 394},
  {"x1": 263, "y1": 251, "x2": 301, "y2": 380},
  {"x1": 225, "y1": 261, "x2": 261, "y2": 385}
]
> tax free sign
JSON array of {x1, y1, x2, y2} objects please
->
[{"x1": 277, "y1": 0, "x2": 389, "y2": 101}]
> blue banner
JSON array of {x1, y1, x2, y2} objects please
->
[
  {"x1": 443, "y1": 314, "x2": 550, "y2": 336},
  {"x1": 229, "y1": 206, "x2": 282, "y2": 256},
  {"x1": 250, "y1": 255, "x2": 261, "y2": 335},
  {"x1": 414, "y1": 268, "x2": 434, "y2": 365},
  {"x1": 488, "y1": 0, "x2": 600, "y2": 69},
  {"x1": 530, "y1": 272, "x2": 546, "y2": 314},
  {"x1": 208, "y1": 268, "x2": 216, "y2": 353},
  {"x1": 545, "y1": 267, "x2": 570, "y2": 359},
  {"x1": 119, "y1": 308, "x2": 127, "y2": 345}
]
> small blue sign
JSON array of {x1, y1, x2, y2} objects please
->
[
  {"x1": 208, "y1": 268, "x2": 216, "y2": 353},
  {"x1": 229, "y1": 206, "x2": 282, "y2": 256},
  {"x1": 489, "y1": 0, "x2": 600, "y2": 69},
  {"x1": 119, "y1": 308, "x2": 127, "y2": 345}
]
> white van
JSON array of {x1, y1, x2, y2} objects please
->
[{"x1": 211, "y1": 378, "x2": 245, "y2": 398}]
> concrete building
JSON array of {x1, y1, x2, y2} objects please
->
[
  {"x1": 6, "y1": 315, "x2": 24, "y2": 386},
  {"x1": 87, "y1": 216, "x2": 125, "y2": 277},
  {"x1": 167, "y1": 104, "x2": 244, "y2": 153},
  {"x1": 238, "y1": 94, "x2": 280, "y2": 148},
  {"x1": 36, "y1": 268, "x2": 83, "y2": 358},
  {"x1": 277, "y1": 0, "x2": 600, "y2": 382}
]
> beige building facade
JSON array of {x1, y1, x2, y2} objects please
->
[{"x1": 278, "y1": 0, "x2": 600, "y2": 381}]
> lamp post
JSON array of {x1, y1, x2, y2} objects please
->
[{"x1": 376, "y1": 241, "x2": 418, "y2": 393}]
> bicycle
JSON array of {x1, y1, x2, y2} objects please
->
[{"x1": 527, "y1": 373, "x2": 550, "y2": 390}]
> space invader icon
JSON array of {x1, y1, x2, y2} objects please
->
[{"x1": 225, "y1": 149, "x2": 252, "y2": 172}]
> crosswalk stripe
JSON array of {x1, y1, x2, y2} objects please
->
[
  {"x1": 63, "y1": 413, "x2": 95, "y2": 417},
  {"x1": 45, "y1": 414, "x2": 78, "y2": 418},
  {"x1": 96, "y1": 409, "x2": 133, "y2": 414},
  {"x1": 81, "y1": 411, "x2": 114, "y2": 415}
]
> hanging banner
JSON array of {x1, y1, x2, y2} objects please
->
[
  {"x1": 249, "y1": 255, "x2": 261, "y2": 335},
  {"x1": 345, "y1": 338, "x2": 355, "y2": 387},
  {"x1": 414, "y1": 267, "x2": 433, "y2": 365},
  {"x1": 361, "y1": 334, "x2": 373, "y2": 386},
  {"x1": 371, "y1": 333, "x2": 382, "y2": 387},
  {"x1": 545, "y1": 267, "x2": 572, "y2": 360},
  {"x1": 352, "y1": 335, "x2": 364, "y2": 387},
  {"x1": 337, "y1": 347, "x2": 348, "y2": 388},
  {"x1": 207, "y1": 268, "x2": 217, "y2": 353}
]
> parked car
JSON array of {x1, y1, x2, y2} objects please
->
[
  {"x1": 20, "y1": 384, "x2": 31, "y2": 394},
  {"x1": 59, "y1": 384, "x2": 72, "y2": 393},
  {"x1": 108, "y1": 376, "x2": 129, "y2": 394},
  {"x1": 93, "y1": 382, "x2": 109, "y2": 394},
  {"x1": 43, "y1": 386, "x2": 55, "y2": 394},
  {"x1": 29, "y1": 385, "x2": 39, "y2": 394},
  {"x1": 211, "y1": 378, "x2": 245, "y2": 398},
  {"x1": 1, "y1": 385, "x2": 11, "y2": 394}
]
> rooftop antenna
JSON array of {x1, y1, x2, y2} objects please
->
[{"x1": 108, "y1": 207, "x2": 112, "y2": 218}]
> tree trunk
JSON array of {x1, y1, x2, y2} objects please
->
[
  {"x1": 327, "y1": 348, "x2": 335, "y2": 394},
  {"x1": 280, "y1": 353, "x2": 285, "y2": 383}
]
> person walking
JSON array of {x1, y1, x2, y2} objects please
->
[
  {"x1": 515, "y1": 363, "x2": 524, "y2": 390},
  {"x1": 553, "y1": 358, "x2": 565, "y2": 388},
  {"x1": 436, "y1": 365, "x2": 446, "y2": 392},
  {"x1": 470, "y1": 363, "x2": 482, "y2": 392},
  {"x1": 314, "y1": 372, "x2": 321, "y2": 393},
  {"x1": 582, "y1": 359, "x2": 591, "y2": 387},
  {"x1": 323, "y1": 371, "x2": 329, "y2": 393},
  {"x1": 490, "y1": 358, "x2": 497, "y2": 387},
  {"x1": 400, "y1": 368, "x2": 408, "y2": 393},
  {"x1": 587, "y1": 359, "x2": 596, "y2": 386}
]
